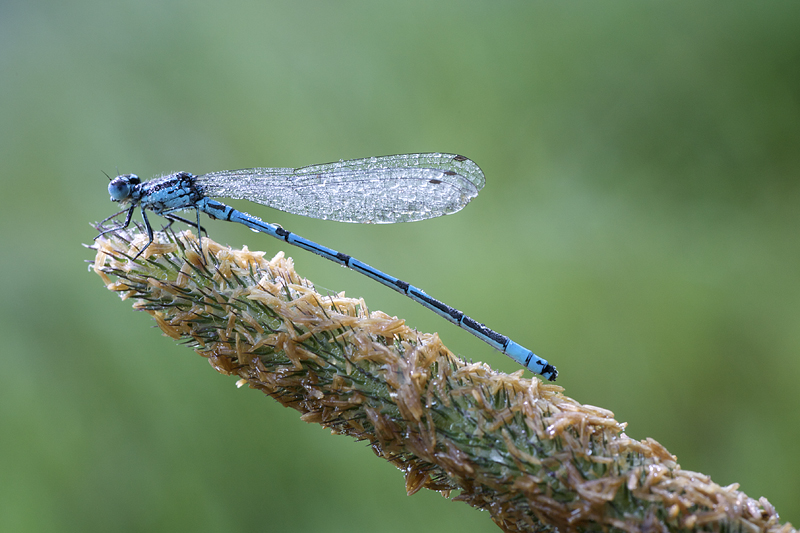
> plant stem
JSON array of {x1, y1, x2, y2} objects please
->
[{"x1": 90, "y1": 226, "x2": 793, "y2": 533}]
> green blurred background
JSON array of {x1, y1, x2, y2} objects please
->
[{"x1": 1, "y1": 1, "x2": 799, "y2": 531}]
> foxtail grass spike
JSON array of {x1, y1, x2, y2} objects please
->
[{"x1": 89, "y1": 224, "x2": 793, "y2": 533}]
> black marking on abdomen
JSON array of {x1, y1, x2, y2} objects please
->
[{"x1": 462, "y1": 316, "x2": 507, "y2": 346}]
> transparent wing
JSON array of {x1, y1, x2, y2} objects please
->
[{"x1": 195, "y1": 153, "x2": 485, "y2": 223}]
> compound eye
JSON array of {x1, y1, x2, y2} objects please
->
[{"x1": 108, "y1": 174, "x2": 139, "y2": 202}]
